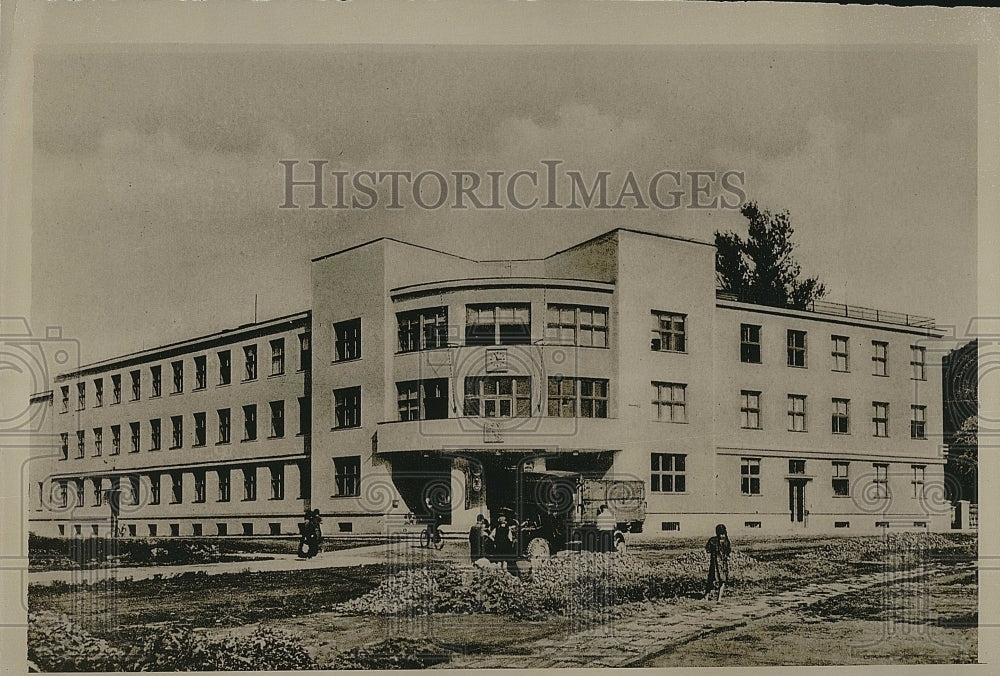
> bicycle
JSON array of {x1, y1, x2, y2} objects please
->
[{"x1": 419, "y1": 521, "x2": 445, "y2": 550}]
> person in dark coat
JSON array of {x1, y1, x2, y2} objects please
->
[
  {"x1": 704, "y1": 523, "x2": 732, "y2": 601},
  {"x1": 489, "y1": 513, "x2": 517, "y2": 573},
  {"x1": 468, "y1": 514, "x2": 490, "y2": 563}
]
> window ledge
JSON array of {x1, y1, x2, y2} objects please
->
[
  {"x1": 267, "y1": 435, "x2": 286, "y2": 440},
  {"x1": 650, "y1": 492, "x2": 689, "y2": 496},
  {"x1": 331, "y1": 357, "x2": 363, "y2": 365},
  {"x1": 216, "y1": 441, "x2": 231, "y2": 447},
  {"x1": 268, "y1": 373, "x2": 286, "y2": 379},
  {"x1": 242, "y1": 438, "x2": 258, "y2": 443},
  {"x1": 331, "y1": 426, "x2": 362, "y2": 432},
  {"x1": 786, "y1": 365, "x2": 808, "y2": 369},
  {"x1": 872, "y1": 374, "x2": 890, "y2": 378},
  {"x1": 217, "y1": 383, "x2": 232, "y2": 388},
  {"x1": 330, "y1": 494, "x2": 361, "y2": 499}
]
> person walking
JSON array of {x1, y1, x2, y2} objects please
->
[{"x1": 704, "y1": 523, "x2": 732, "y2": 601}]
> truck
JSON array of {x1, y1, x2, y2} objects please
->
[{"x1": 512, "y1": 470, "x2": 646, "y2": 558}]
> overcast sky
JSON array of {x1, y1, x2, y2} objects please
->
[{"x1": 31, "y1": 46, "x2": 977, "y2": 365}]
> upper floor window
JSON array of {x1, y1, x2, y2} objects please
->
[
  {"x1": 129, "y1": 422, "x2": 140, "y2": 453},
  {"x1": 243, "y1": 404, "x2": 258, "y2": 441},
  {"x1": 831, "y1": 335, "x2": 850, "y2": 372},
  {"x1": 60, "y1": 386, "x2": 69, "y2": 413},
  {"x1": 94, "y1": 378, "x2": 103, "y2": 407},
  {"x1": 873, "y1": 402, "x2": 889, "y2": 437},
  {"x1": 832, "y1": 398, "x2": 850, "y2": 434},
  {"x1": 872, "y1": 341, "x2": 889, "y2": 376},
  {"x1": 546, "y1": 377, "x2": 608, "y2": 418},
  {"x1": 466, "y1": 304, "x2": 530, "y2": 346},
  {"x1": 172, "y1": 360, "x2": 184, "y2": 393},
  {"x1": 651, "y1": 311, "x2": 686, "y2": 352},
  {"x1": 333, "y1": 386, "x2": 362, "y2": 428},
  {"x1": 911, "y1": 346, "x2": 926, "y2": 380},
  {"x1": 76, "y1": 430, "x2": 85, "y2": 458},
  {"x1": 270, "y1": 400, "x2": 285, "y2": 438},
  {"x1": 193, "y1": 412, "x2": 206, "y2": 447},
  {"x1": 77, "y1": 382, "x2": 86, "y2": 410},
  {"x1": 170, "y1": 415, "x2": 183, "y2": 449},
  {"x1": 546, "y1": 305, "x2": 608, "y2": 348},
  {"x1": 740, "y1": 324, "x2": 761, "y2": 363},
  {"x1": 652, "y1": 382, "x2": 687, "y2": 423},
  {"x1": 463, "y1": 376, "x2": 531, "y2": 417},
  {"x1": 218, "y1": 408, "x2": 231, "y2": 444},
  {"x1": 111, "y1": 425, "x2": 121, "y2": 455},
  {"x1": 194, "y1": 356, "x2": 207, "y2": 390},
  {"x1": 298, "y1": 333, "x2": 311, "y2": 370},
  {"x1": 93, "y1": 427, "x2": 102, "y2": 456},
  {"x1": 150, "y1": 365, "x2": 162, "y2": 397},
  {"x1": 787, "y1": 394, "x2": 807, "y2": 432},
  {"x1": 787, "y1": 330, "x2": 807, "y2": 367},
  {"x1": 832, "y1": 461, "x2": 850, "y2": 496},
  {"x1": 150, "y1": 419, "x2": 161, "y2": 451},
  {"x1": 650, "y1": 453, "x2": 686, "y2": 493},
  {"x1": 911, "y1": 405, "x2": 927, "y2": 439},
  {"x1": 398, "y1": 307, "x2": 448, "y2": 352},
  {"x1": 334, "y1": 318, "x2": 362, "y2": 361},
  {"x1": 218, "y1": 350, "x2": 232, "y2": 386},
  {"x1": 243, "y1": 345, "x2": 258, "y2": 381},
  {"x1": 111, "y1": 374, "x2": 122, "y2": 404},
  {"x1": 740, "y1": 390, "x2": 761, "y2": 429},
  {"x1": 60, "y1": 433, "x2": 68, "y2": 460},
  {"x1": 130, "y1": 370, "x2": 141, "y2": 400},
  {"x1": 397, "y1": 379, "x2": 449, "y2": 421},
  {"x1": 270, "y1": 339, "x2": 285, "y2": 376}
]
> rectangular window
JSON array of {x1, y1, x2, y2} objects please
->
[
  {"x1": 911, "y1": 464, "x2": 926, "y2": 498},
  {"x1": 243, "y1": 345, "x2": 257, "y2": 381},
  {"x1": 787, "y1": 330, "x2": 807, "y2": 367},
  {"x1": 650, "y1": 453, "x2": 686, "y2": 493},
  {"x1": 740, "y1": 324, "x2": 761, "y2": 363},
  {"x1": 93, "y1": 427, "x2": 102, "y2": 456},
  {"x1": 832, "y1": 335, "x2": 850, "y2": 372},
  {"x1": 333, "y1": 386, "x2": 362, "y2": 428},
  {"x1": 111, "y1": 425, "x2": 121, "y2": 455},
  {"x1": 129, "y1": 422, "x2": 140, "y2": 453},
  {"x1": 740, "y1": 390, "x2": 761, "y2": 430},
  {"x1": 911, "y1": 346, "x2": 926, "y2": 380},
  {"x1": 651, "y1": 311, "x2": 686, "y2": 352},
  {"x1": 60, "y1": 385, "x2": 69, "y2": 413},
  {"x1": 270, "y1": 338, "x2": 285, "y2": 376},
  {"x1": 463, "y1": 376, "x2": 531, "y2": 417},
  {"x1": 170, "y1": 472, "x2": 182, "y2": 504},
  {"x1": 269, "y1": 400, "x2": 285, "y2": 437},
  {"x1": 218, "y1": 469, "x2": 231, "y2": 502},
  {"x1": 59, "y1": 433, "x2": 68, "y2": 460},
  {"x1": 546, "y1": 377, "x2": 608, "y2": 418},
  {"x1": 75, "y1": 479, "x2": 84, "y2": 507},
  {"x1": 130, "y1": 370, "x2": 141, "y2": 400},
  {"x1": 77, "y1": 382, "x2": 86, "y2": 410},
  {"x1": 788, "y1": 459, "x2": 806, "y2": 474},
  {"x1": 194, "y1": 356, "x2": 207, "y2": 390},
  {"x1": 787, "y1": 394, "x2": 807, "y2": 432},
  {"x1": 92, "y1": 478, "x2": 103, "y2": 507},
  {"x1": 150, "y1": 419, "x2": 161, "y2": 450},
  {"x1": 911, "y1": 405, "x2": 927, "y2": 439},
  {"x1": 466, "y1": 304, "x2": 531, "y2": 346},
  {"x1": 270, "y1": 464, "x2": 285, "y2": 500},
  {"x1": 873, "y1": 402, "x2": 889, "y2": 437},
  {"x1": 397, "y1": 379, "x2": 449, "y2": 421},
  {"x1": 398, "y1": 307, "x2": 449, "y2": 352},
  {"x1": 873, "y1": 341, "x2": 889, "y2": 376},
  {"x1": 298, "y1": 396, "x2": 311, "y2": 435},
  {"x1": 832, "y1": 398, "x2": 850, "y2": 434},
  {"x1": 873, "y1": 463, "x2": 889, "y2": 498},
  {"x1": 170, "y1": 361, "x2": 183, "y2": 394},
  {"x1": 194, "y1": 470, "x2": 206, "y2": 503},
  {"x1": 170, "y1": 415, "x2": 183, "y2": 449},
  {"x1": 151, "y1": 365, "x2": 162, "y2": 397},
  {"x1": 94, "y1": 378, "x2": 103, "y2": 407},
  {"x1": 218, "y1": 408, "x2": 231, "y2": 444},
  {"x1": 652, "y1": 382, "x2": 687, "y2": 423},
  {"x1": 546, "y1": 305, "x2": 608, "y2": 348},
  {"x1": 76, "y1": 430, "x2": 85, "y2": 458},
  {"x1": 334, "y1": 456, "x2": 361, "y2": 497},
  {"x1": 193, "y1": 412, "x2": 206, "y2": 447},
  {"x1": 243, "y1": 404, "x2": 258, "y2": 441},
  {"x1": 149, "y1": 474, "x2": 161, "y2": 505},
  {"x1": 832, "y1": 461, "x2": 850, "y2": 496},
  {"x1": 243, "y1": 467, "x2": 257, "y2": 501},
  {"x1": 128, "y1": 476, "x2": 139, "y2": 506},
  {"x1": 298, "y1": 333, "x2": 311, "y2": 370},
  {"x1": 741, "y1": 457, "x2": 761, "y2": 495},
  {"x1": 334, "y1": 318, "x2": 362, "y2": 361},
  {"x1": 111, "y1": 374, "x2": 121, "y2": 404},
  {"x1": 218, "y1": 350, "x2": 231, "y2": 385}
]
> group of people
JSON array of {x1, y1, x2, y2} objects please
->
[{"x1": 467, "y1": 511, "x2": 517, "y2": 567}]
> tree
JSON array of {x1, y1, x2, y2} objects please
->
[{"x1": 715, "y1": 202, "x2": 827, "y2": 310}]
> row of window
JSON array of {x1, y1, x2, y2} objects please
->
[
  {"x1": 50, "y1": 462, "x2": 306, "y2": 509},
  {"x1": 739, "y1": 324, "x2": 926, "y2": 378},
  {"x1": 58, "y1": 522, "x2": 292, "y2": 538},
  {"x1": 738, "y1": 391, "x2": 927, "y2": 439},
  {"x1": 650, "y1": 453, "x2": 928, "y2": 499},
  {"x1": 59, "y1": 335, "x2": 311, "y2": 413},
  {"x1": 58, "y1": 398, "x2": 311, "y2": 459}
]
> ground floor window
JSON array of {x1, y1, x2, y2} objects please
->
[
  {"x1": 650, "y1": 453, "x2": 686, "y2": 493},
  {"x1": 832, "y1": 461, "x2": 850, "y2": 496},
  {"x1": 334, "y1": 456, "x2": 361, "y2": 497},
  {"x1": 741, "y1": 457, "x2": 761, "y2": 495}
]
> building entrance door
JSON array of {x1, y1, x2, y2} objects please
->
[{"x1": 788, "y1": 480, "x2": 806, "y2": 524}]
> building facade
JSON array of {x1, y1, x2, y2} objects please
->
[{"x1": 29, "y1": 229, "x2": 950, "y2": 538}]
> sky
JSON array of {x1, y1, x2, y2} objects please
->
[{"x1": 31, "y1": 46, "x2": 978, "y2": 366}]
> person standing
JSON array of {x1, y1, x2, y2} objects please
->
[
  {"x1": 468, "y1": 514, "x2": 490, "y2": 563},
  {"x1": 596, "y1": 504, "x2": 616, "y2": 553},
  {"x1": 704, "y1": 523, "x2": 732, "y2": 601},
  {"x1": 490, "y1": 513, "x2": 516, "y2": 573}
]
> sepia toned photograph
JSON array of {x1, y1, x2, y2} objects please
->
[{"x1": 2, "y1": 2, "x2": 996, "y2": 673}]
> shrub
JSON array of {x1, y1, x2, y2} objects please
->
[
  {"x1": 334, "y1": 638, "x2": 451, "y2": 670},
  {"x1": 27, "y1": 611, "x2": 123, "y2": 672},
  {"x1": 121, "y1": 625, "x2": 317, "y2": 671}
]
